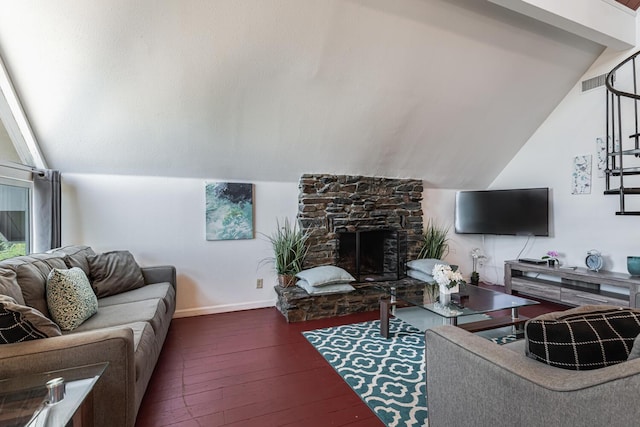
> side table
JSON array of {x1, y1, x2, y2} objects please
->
[{"x1": 0, "y1": 362, "x2": 108, "y2": 427}]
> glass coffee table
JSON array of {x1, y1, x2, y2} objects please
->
[
  {"x1": 379, "y1": 283, "x2": 539, "y2": 338},
  {"x1": 0, "y1": 362, "x2": 107, "y2": 427}
]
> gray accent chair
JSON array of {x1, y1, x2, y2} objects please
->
[{"x1": 425, "y1": 325, "x2": 640, "y2": 427}]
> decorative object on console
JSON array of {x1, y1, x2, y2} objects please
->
[
  {"x1": 262, "y1": 218, "x2": 308, "y2": 288},
  {"x1": 417, "y1": 219, "x2": 449, "y2": 260},
  {"x1": 585, "y1": 249, "x2": 604, "y2": 272},
  {"x1": 627, "y1": 256, "x2": 640, "y2": 276},
  {"x1": 205, "y1": 182, "x2": 254, "y2": 241},
  {"x1": 432, "y1": 264, "x2": 465, "y2": 306},
  {"x1": 470, "y1": 248, "x2": 486, "y2": 285},
  {"x1": 542, "y1": 250, "x2": 559, "y2": 267}
]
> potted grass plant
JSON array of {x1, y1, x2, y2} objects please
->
[
  {"x1": 263, "y1": 218, "x2": 308, "y2": 288},
  {"x1": 418, "y1": 219, "x2": 450, "y2": 260},
  {"x1": 418, "y1": 219, "x2": 451, "y2": 303}
]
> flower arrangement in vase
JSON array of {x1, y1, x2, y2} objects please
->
[
  {"x1": 542, "y1": 250, "x2": 559, "y2": 267},
  {"x1": 432, "y1": 264, "x2": 466, "y2": 305}
]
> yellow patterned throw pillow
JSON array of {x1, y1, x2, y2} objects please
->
[{"x1": 46, "y1": 267, "x2": 98, "y2": 331}]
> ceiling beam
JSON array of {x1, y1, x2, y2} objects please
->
[
  {"x1": 489, "y1": 0, "x2": 636, "y2": 50},
  {"x1": 0, "y1": 54, "x2": 47, "y2": 169}
]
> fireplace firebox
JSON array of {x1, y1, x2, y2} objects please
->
[{"x1": 337, "y1": 229, "x2": 406, "y2": 282}]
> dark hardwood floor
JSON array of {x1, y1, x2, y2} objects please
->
[{"x1": 135, "y1": 285, "x2": 568, "y2": 427}]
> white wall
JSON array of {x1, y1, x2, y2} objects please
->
[
  {"x1": 61, "y1": 173, "x2": 298, "y2": 317},
  {"x1": 422, "y1": 16, "x2": 640, "y2": 286},
  {"x1": 466, "y1": 24, "x2": 640, "y2": 283}
]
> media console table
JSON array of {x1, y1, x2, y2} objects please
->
[{"x1": 504, "y1": 260, "x2": 640, "y2": 308}]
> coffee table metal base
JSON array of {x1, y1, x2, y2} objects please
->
[{"x1": 379, "y1": 297, "x2": 530, "y2": 338}]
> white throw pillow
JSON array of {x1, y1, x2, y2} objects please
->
[
  {"x1": 407, "y1": 268, "x2": 435, "y2": 284},
  {"x1": 295, "y1": 266, "x2": 356, "y2": 287},
  {"x1": 296, "y1": 279, "x2": 355, "y2": 295},
  {"x1": 406, "y1": 259, "x2": 449, "y2": 275}
]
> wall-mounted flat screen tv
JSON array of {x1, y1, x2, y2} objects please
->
[{"x1": 454, "y1": 188, "x2": 549, "y2": 236}]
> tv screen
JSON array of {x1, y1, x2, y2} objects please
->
[{"x1": 454, "y1": 188, "x2": 549, "y2": 236}]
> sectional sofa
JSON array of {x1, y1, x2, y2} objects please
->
[{"x1": 0, "y1": 245, "x2": 176, "y2": 427}]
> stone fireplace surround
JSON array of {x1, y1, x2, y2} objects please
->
[{"x1": 275, "y1": 174, "x2": 428, "y2": 322}]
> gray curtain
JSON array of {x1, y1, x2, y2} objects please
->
[{"x1": 33, "y1": 169, "x2": 61, "y2": 252}]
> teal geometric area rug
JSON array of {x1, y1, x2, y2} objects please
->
[{"x1": 303, "y1": 318, "x2": 516, "y2": 427}]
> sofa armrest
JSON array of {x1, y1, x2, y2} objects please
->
[
  {"x1": 141, "y1": 265, "x2": 176, "y2": 291},
  {"x1": 425, "y1": 325, "x2": 640, "y2": 427},
  {"x1": 0, "y1": 328, "x2": 136, "y2": 427}
]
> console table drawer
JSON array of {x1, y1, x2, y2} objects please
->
[
  {"x1": 560, "y1": 288, "x2": 629, "y2": 307},
  {"x1": 511, "y1": 278, "x2": 561, "y2": 300}
]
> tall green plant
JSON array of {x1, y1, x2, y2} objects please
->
[
  {"x1": 418, "y1": 219, "x2": 450, "y2": 259},
  {"x1": 263, "y1": 218, "x2": 308, "y2": 276}
]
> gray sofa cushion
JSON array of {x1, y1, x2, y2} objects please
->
[
  {"x1": 0, "y1": 255, "x2": 68, "y2": 318},
  {"x1": 69, "y1": 298, "x2": 168, "y2": 334},
  {"x1": 49, "y1": 245, "x2": 96, "y2": 277},
  {"x1": 99, "y1": 282, "x2": 176, "y2": 316},
  {"x1": 0, "y1": 268, "x2": 24, "y2": 305},
  {"x1": 0, "y1": 295, "x2": 61, "y2": 343},
  {"x1": 87, "y1": 251, "x2": 146, "y2": 298},
  {"x1": 96, "y1": 321, "x2": 157, "y2": 381}
]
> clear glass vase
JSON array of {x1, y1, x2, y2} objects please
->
[{"x1": 439, "y1": 291, "x2": 451, "y2": 306}]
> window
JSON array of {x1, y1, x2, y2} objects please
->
[{"x1": 0, "y1": 176, "x2": 31, "y2": 260}]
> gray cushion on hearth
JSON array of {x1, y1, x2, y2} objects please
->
[
  {"x1": 296, "y1": 279, "x2": 355, "y2": 295},
  {"x1": 407, "y1": 268, "x2": 435, "y2": 283},
  {"x1": 295, "y1": 265, "x2": 355, "y2": 287},
  {"x1": 407, "y1": 258, "x2": 449, "y2": 275}
]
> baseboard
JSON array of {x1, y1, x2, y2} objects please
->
[{"x1": 173, "y1": 299, "x2": 276, "y2": 318}]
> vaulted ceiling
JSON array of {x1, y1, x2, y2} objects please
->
[{"x1": 0, "y1": 1, "x2": 620, "y2": 188}]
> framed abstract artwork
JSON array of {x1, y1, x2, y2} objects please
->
[
  {"x1": 205, "y1": 182, "x2": 254, "y2": 240},
  {"x1": 571, "y1": 155, "x2": 592, "y2": 195}
]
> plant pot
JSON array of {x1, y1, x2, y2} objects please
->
[
  {"x1": 547, "y1": 259, "x2": 556, "y2": 267},
  {"x1": 470, "y1": 272, "x2": 479, "y2": 286},
  {"x1": 278, "y1": 274, "x2": 296, "y2": 288}
]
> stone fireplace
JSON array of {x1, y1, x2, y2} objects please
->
[
  {"x1": 274, "y1": 174, "x2": 427, "y2": 322},
  {"x1": 297, "y1": 174, "x2": 424, "y2": 276}
]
